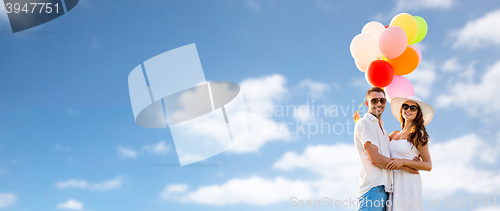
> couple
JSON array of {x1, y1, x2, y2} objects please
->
[{"x1": 353, "y1": 87, "x2": 433, "y2": 211}]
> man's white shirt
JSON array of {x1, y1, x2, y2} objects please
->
[{"x1": 354, "y1": 112, "x2": 393, "y2": 197}]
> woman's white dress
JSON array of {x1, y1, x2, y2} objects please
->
[{"x1": 388, "y1": 139, "x2": 423, "y2": 211}]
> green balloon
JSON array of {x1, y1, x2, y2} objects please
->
[{"x1": 411, "y1": 16, "x2": 428, "y2": 44}]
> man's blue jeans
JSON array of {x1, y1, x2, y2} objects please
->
[{"x1": 358, "y1": 185, "x2": 389, "y2": 211}]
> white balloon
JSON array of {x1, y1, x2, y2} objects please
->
[
  {"x1": 350, "y1": 33, "x2": 382, "y2": 64},
  {"x1": 355, "y1": 60, "x2": 368, "y2": 72},
  {"x1": 361, "y1": 21, "x2": 386, "y2": 41}
]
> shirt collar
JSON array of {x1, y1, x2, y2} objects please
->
[{"x1": 364, "y1": 112, "x2": 384, "y2": 125}]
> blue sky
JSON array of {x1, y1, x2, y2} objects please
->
[{"x1": 1, "y1": 0, "x2": 500, "y2": 210}]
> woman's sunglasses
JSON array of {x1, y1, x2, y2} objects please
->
[
  {"x1": 370, "y1": 98, "x2": 386, "y2": 104},
  {"x1": 402, "y1": 103, "x2": 418, "y2": 112}
]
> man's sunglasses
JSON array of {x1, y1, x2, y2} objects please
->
[
  {"x1": 370, "y1": 98, "x2": 386, "y2": 104},
  {"x1": 402, "y1": 104, "x2": 419, "y2": 112}
]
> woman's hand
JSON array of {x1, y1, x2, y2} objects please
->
[{"x1": 386, "y1": 158, "x2": 405, "y2": 170}]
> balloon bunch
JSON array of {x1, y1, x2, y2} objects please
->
[{"x1": 350, "y1": 13, "x2": 427, "y2": 102}]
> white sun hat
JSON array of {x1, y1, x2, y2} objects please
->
[{"x1": 390, "y1": 96, "x2": 434, "y2": 126}]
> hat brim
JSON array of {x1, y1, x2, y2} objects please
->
[{"x1": 390, "y1": 97, "x2": 434, "y2": 126}]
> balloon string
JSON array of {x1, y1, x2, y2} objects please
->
[
  {"x1": 356, "y1": 96, "x2": 367, "y2": 113},
  {"x1": 354, "y1": 96, "x2": 367, "y2": 123}
]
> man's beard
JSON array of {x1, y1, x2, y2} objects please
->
[
  {"x1": 370, "y1": 106, "x2": 384, "y2": 117},
  {"x1": 371, "y1": 112, "x2": 381, "y2": 118}
]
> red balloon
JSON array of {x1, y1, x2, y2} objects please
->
[{"x1": 365, "y1": 60, "x2": 394, "y2": 87}]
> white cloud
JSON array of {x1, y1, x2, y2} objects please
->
[
  {"x1": 117, "y1": 146, "x2": 137, "y2": 159},
  {"x1": 436, "y1": 59, "x2": 500, "y2": 116},
  {"x1": 229, "y1": 74, "x2": 294, "y2": 153},
  {"x1": 240, "y1": 74, "x2": 287, "y2": 106},
  {"x1": 161, "y1": 132, "x2": 500, "y2": 206},
  {"x1": 273, "y1": 144, "x2": 360, "y2": 178},
  {"x1": 56, "y1": 144, "x2": 71, "y2": 151},
  {"x1": 161, "y1": 143, "x2": 360, "y2": 206},
  {"x1": 299, "y1": 79, "x2": 330, "y2": 99},
  {"x1": 56, "y1": 177, "x2": 121, "y2": 191},
  {"x1": 422, "y1": 133, "x2": 500, "y2": 196},
  {"x1": 0, "y1": 167, "x2": 9, "y2": 176},
  {"x1": 271, "y1": 144, "x2": 361, "y2": 198},
  {"x1": 137, "y1": 74, "x2": 291, "y2": 163},
  {"x1": 394, "y1": 0, "x2": 455, "y2": 12},
  {"x1": 292, "y1": 104, "x2": 316, "y2": 123},
  {"x1": 442, "y1": 57, "x2": 461, "y2": 72},
  {"x1": 452, "y1": 8, "x2": 500, "y2": 48},
  {"x1": 142, "y1": 141, "x2": 170, "y2": 156},
  {"x1": 245, "y1": 0, "x2": 261, "y2": 12},
  {"x1": 166, "y1": 84, "x2": 227, "y2": 124},
  {"x1": 314, "y1": 0, "x2": 333, "y2": 11},
  {"x1": 65, "y1": 108, "x2": 80, "y2": 115},
  {"x1": 456, "y1": 62, "x2": 477, "y2": 83},
  {"x1": 412, "y1": 43, "x2": 427, "y2": 52},
  {"x1": 161, "y1": 184, "x2": 189, "y2": 195},
  {"x1": 57, "y1": 199, "x2": 83, "y2": 210},
  {"x1": 442, "y1": 58, "x2": 476, "y2": 81},
  {"x1": 349, "y1": 77, "x2": 371, "y2": 93},
  {"x1": 166, "y1": 85, "x2": 237, "y2": 145},
  {"x1": 90, "y1": 38, "x2": 99, "y2": 50},
  {"x1": 374, "y1": 0, "x2": 454, "y2": 21},
  {"x1": 56, "y1": 180, "x2": 89, "y2": 189},
  {"x1": 160, "y1": 176, "x2": 315, "y2": 205},
  {"x1": 90, "y1": 177, "x2": 122, "y2": 191},
  {"x1": 405, "y1": 59, "x2": 437, "y2": 99},
  {"x1": 0, "y1": 193, "x2": 16, "y2": 208},
  {"x1": 159, "y1": 81, "x2": 247, "y2": 165}
]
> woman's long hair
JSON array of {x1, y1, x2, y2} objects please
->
[{"x1": 399, "y1": 103, "x2": 429, "y2": 149}]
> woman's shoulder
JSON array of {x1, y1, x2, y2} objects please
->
[{"x1": 389, "y1": 130, "x2": 401, "y2": 139}]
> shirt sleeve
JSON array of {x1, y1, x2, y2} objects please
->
[{"x1": 356, "y1": 120, "x2": 379, "y2": 148}]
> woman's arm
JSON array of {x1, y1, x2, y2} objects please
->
[{"x1": 387, "y1": 143, "x2": 432, "y2": 171}]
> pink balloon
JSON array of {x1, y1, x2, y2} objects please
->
[
  {"x1": 408, "y1": 45, "x2": 422, "y2": 65},
  {"x1": 379, "y1": 26, "x2": 407, "y2": 59},
  {"x1": 385, "y1": 75, "x2": 414, "y2": 102}
]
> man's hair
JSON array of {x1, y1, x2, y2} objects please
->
[{"x1": 366, "y1": 87, "x2": 385, "y2": 98}]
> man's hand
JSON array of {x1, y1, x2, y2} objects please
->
[
  {"x1": 401, "y1": 166, "x2": 419, "y2": 174},
  {"x1": 389, "y1": 158, "x2": 420, "y2": 174},
  {"x1": 413, "y1": 155, "x2": 421, "y2": 161},
  {"x1": 353, "y1": 111, "x2": 361, "y2": 123},
  {"x1": 386, "y1": 158, "x2": 405, "y2": 170}
]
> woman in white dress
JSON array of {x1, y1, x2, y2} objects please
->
[{"x1": 385, "y1": 96, "x2": 434, "y2": 211}]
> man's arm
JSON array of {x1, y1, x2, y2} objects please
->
[
  {"x1": 365, "y1": 142, "x2": 419, "y2": 174},
  {"x1": 364, "y1": 141, "x2": 391, "y2": 168},
  {"x1": 387, "y1": 143, "x2": 432, "y2": 171},
  {"x1": 357, "y1": 120, "x2": 419, "y2": 174}
]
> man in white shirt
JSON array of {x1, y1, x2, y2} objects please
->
[{"x1": 354, "y1": 87, "x2": 418, "y2": 211}]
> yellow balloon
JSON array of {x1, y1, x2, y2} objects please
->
[{"x1": 390, "y1": 13, "x2": 418, "y2": 45}]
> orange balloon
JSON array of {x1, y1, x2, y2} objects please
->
[{"x1": 388, "y1": 47, "x2": 419, "y2": 75}]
